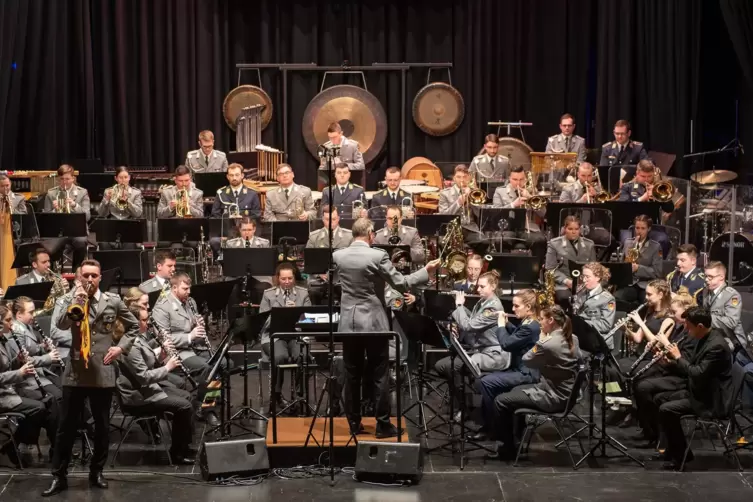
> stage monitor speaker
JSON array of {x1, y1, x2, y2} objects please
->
[
  {"x1": 354, "y1": 441, "x2": 423, "y2": 485},
  {"x1": 199, "y1": 438, "x2": 269, "y2": 481}
]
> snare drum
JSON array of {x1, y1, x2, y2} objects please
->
[
  {"x1": 400, "y1": 179, "x2": 427, "y2": 187},
  {"x1": 402, "y1": 185, "x2": 439, "y2": 195}
]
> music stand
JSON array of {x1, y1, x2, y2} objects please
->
[
  {"x1": 190, "y1": 278, "x2": 242, "y2": 313},
  {"x1": 270, "y1": 306, "x2": 333, "y2": 337},
  {"x1": 157, "y1": 218, "x2": 209, "y2": 244},
  {"x1": 222, "y1": 248, "x2": 278, "y2": 277},
  {"x1": 93, "y1": 250, "x2": 148, "y2": 285},
  {"x1": 76, "y1": 173, "x2": 113, "y2": 201},
  {"x1": 208, "y1": 217, "x2": 239, "y2": 240},
  {"x1": 99, "y1": 268, "x2": 119, "y2": 293},
  {"x1": 271, "y1": 221, "x2": 309, "y2": 245},
  {"x1": 91, "y1": 219, "x2": 147, "y2": 245},
  {"x1": 12, "y1": 239, "x2": 67, "y2": 269},
  {"x1": 36, "y1": 213, "x2": 87, "y2": 239},
  {"x1": 423, "y1": 290, "x2": 481, "y2": 320},
  {"x1": 193, "y1": 173, "x2": 228, "y2": 197},
  {"x1": 2, "y1": 282, "x2": 53, "y2": 306},
  {"x1": 487, "y1": 254, "x2": 540, "y2": 292},
  {"x1": 416, "y1": 214, "x2": 456, "y2": 237},
  {"x1": 303, "y1": 248, "x2": 330, "y2": 275},
  {"x1": 148, "y1": 290, "x2": 163, "y2": 310},
  {"x1": 11, "y1": 212, "x2": 39, "y2": 241}
]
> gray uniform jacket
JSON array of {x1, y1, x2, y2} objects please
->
[
  {"x1": 262, "y1": 183, "x2": 316, "y2": 221},
  {"x1": 53, "y1": 290, "x2": 137, "y2": 388},
  {"x1": 5, "y1": 192, "x2": 27, "y2": 214},
  {"x1": 0, "y1": 340, "x2": 26, "y2": 410},
  {"x1": 373, "y1": 225, "x2": 425, "y2": 264},
  {"x1": 15, "y1": 271, "x2": 47, "y2": 285},
  {"x1": 545, "y1": 236, "x2": 596, "y2": 290},
  {"x1": 151, "y1": 293, "x2": 201, "y2": 362},
  {"x1": 318, "y1": 137, "x2": 365, "y2": 171},
  {"x1": 599, "y1": 140, "x2": 648, "y2": 167},
  {"x1": 333, "y1": 241, "x2": 430, "y2": 332},
  {"x1": 306, "y1": 226, "x2": 353, "y2": 249},
  {"x1": 559, "y1": 182, "x2": 589, "y2": 203},
  {"x1": 97, "y1": 186, "x2": 144, "y2": 219},
  {"x1": 258, "y1": 286, "x2": 312, "y2": 345},
  {"x1": 546, "y1": 134, "x2": 586, "y2": 164},
  {"x1": 138, "y1": 276, "x2": 171, "y2": 295},
  {"x1": 701, "y1": 285, "x2": 750, "y2": 350},
  {"x1": 623, "y1": 238, "x2": 662, "y2": 288},
  {"x1": 185, "y1": 149, "x2": 228, "y2": 173},
  {"x1": 225, "y1": 236, "x2": 270, "y2": 248},
  {"x1": 438, "y1": 185, "x2": 464, "y2": 215},
  {"x1": 8, "y1": 320, "x2": 55, "y2": 388},
  {"x1": 157, "y1": 186, "x2": 205, "y2": 218},
  {"x1": 452, "y1": 296, "x2": 505, "y2": 352},
  {"x1": 117, "y1": 335, "x2": 169, "y2": 406},
  {"x1": 521, "y1": 330, "x2": 580, "y2": 413},
  {"x1": 492, "y1": 184, "x2": 542, "y2": 232},
  {"x1": 44, "y1": 185, "x2": 91, "y2": 220},
  {"x1": 573, "y1": 285, "x2": 616, "y2": 348},
  {"x1": 471, "y1": 154, "x2": 510, "y2": 181}
]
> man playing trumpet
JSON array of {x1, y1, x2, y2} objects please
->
[
  {"x1": 157, "y1": 165, "x2": 205, "y2": 219},
  {"x1": 43, "y1": 165, "x2": 91, "y2": 271},
  {"x1": 438, "y1": 164, "x2": 471, "y2": 215},
  {"x1": 0, "y1": 173, "x2": 27, "y2": 214}
]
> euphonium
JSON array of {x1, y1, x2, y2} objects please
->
[
  {"x1": 524, "y1": 171, "x2": 547, "y2": 210},
  {"x1": 650, "y1": 167, "x2": 675, "y2": 203}
]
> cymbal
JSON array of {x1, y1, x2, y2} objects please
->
[{"x1": 691, "y1": 169, "x2": 737, "y2": 184}]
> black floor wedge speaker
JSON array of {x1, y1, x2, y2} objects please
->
[
  {"x1": 199, "y1": 438, "x2": 269, "y2": 481},
  {"x1": 354, "y1": 441, "x2": 423, "y2": 485}
]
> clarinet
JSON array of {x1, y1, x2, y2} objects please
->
[
  {"x1": 146, "y1": 315, "x2": 198, "y2": 389},
  {"x1": 31, "y1": 318, "x2": 66, "y2": 372},
  {"x1": 631, "y1": 345, "x2": 673, "y2": 380},
  {"x1": 627, "y1": 342, "x2": 655, "y2": 376},
  {"x1": 8, "y1": 330, "x2": 48, "y2": 398},
  {"x1": 602, "y1": 302, "x2": 648, "y2": 347},
  {"x1": 187, "y1": 299, "x2": 215, "y2": 357}
]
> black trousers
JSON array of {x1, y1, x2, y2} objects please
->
[
  {"x1": 658, "y1": 391, "x2": 694, "y2": 461},
  {"x1": 493, "y1": 384, "x2": 539, "y2": 451},
  {"x1": 51, "y1": 386, "x2": 113, "y2": 476},
  {"x1": 66, "y1": 237, "x2": 89, "y2": 271},
  {"x1": 262, "y1": 339, "x2": 301, "y2": 394},
  {"x1": 6, "y1": 398, "x2": 49, "y2": 445},
  {"x1": 130, "y1": 387, "x2": 194, "y2": 454},
  {"x1": 343, "y1": 336, "x2": 390, "y2": 428},
  {"x1": 17, "y1": 384, "x2": 62, "y2": 446}
]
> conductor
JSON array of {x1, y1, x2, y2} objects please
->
[{"x1": 333, "y1": 217, "x2": 440, "y2": 438}]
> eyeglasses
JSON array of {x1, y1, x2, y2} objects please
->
[{"x1": 278, "y1": 171, "x2": 292, "y2": 176}]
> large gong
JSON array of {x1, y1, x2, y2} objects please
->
[
  {"x1": 222, "y1": 85, "x2": 273, "y2": 131},
  {"x1": 477, "y1": 137, "x2": 533, "y2": 169},
  {"x1": 302, "y1": 85, "x2": 387, "y2": 164},
  {"x1": 412, "y1": 82, "x2": 465, "y2": 136}
]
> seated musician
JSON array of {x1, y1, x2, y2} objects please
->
[
  {"x1": 156, "y1": 166, "x2": 205, "y2": 250},
  {"x1": 0, "y1": 173, "x2": 27, "y2": 213},
  {"x1": 546, "y1": 114, "x2": 586, "y2": 164},
  {"x1": 306, "y1": 205, "x2": 353, "y2": 249},
  {"x1": 438, "y1": 164, "x2": 471, "y2": 215},
  {"x1": 224, "y1": 217, "x2": 269, "y2": 248},
  {"x1": 43, "y1": 164, "x2": 90, "y2": 271},
  {"x1": 454, "y1": 254, "x2": 484, "y2": 293},
  {"x1": 472, "y1": 290, "x2": 541, "y2": 442},
  {"x1": 123, "y1": 287, "x2": 149, "y2": 310},
  {"x1": 97, "y1": 166, "x2": 144, "y2": 250},
  {"x1": 471, "y1": 134, "x2": 510, "y2": 182},
  {"x1": 16, "y1": 247, "x2": 53, "y2": 285},
  {"x1": 115, "y1": 305, "x2": 195, "y2": 464},
  {"x1": 320, "y1": 163, "x2": 366, "y2": 218},
  {"x1": 622, "y1": 279, "x2": 674, "y2": 375},
  {"x1": 573, "y1": 262, "x2": 617, "y2": 348},
  {"x1": 600, "y1": 119, "x2": 648, "y2": 168},
  {"x1": 435, "y1": 271, "x2": 507, "y2": 417},
  {"x1": 209, "y1": 163, "x2": 261, "y2": 256},
  {"x1": 185, "y1": 130, "x2": 228, "y2": 173},
  {"x1": 544, "y1": 215, "x2": 596, "y2": 306},
  {"x1": 667, "y1": 244, "x2": 704, "y2": 299},
  {"x1": 262, "y1": 164, "x2": 316, "y2": 221},
  {"x1": 614, "y1": 215, "x2": 662, "y2": 304},
  {"x1": 0, "y1": 305, "x2": 52, "y2": 467},
  {"x1": 618, "y1": 160, "x2": 675, "y2": 241},
  {"x1": 559, "y1": 162, "x2": 597, "y2": 203},
  {"x1": 259, "y1": 263, "x2": 312, "y2": 411},
  {"x1": 487, "y1": 305, "x2": 580, "y2": 461},
  {"x1": 139, "y1": 250, "x2": 176, "y2": 295},
  {"x1": 151, "y1": 272, "x2": 219, "y2": 426},
  {"x1": 370, "y1": 167, "x2": 414, "y2": 218},
  {"x1": 373, "y1": 206, "x2": 425, "y2": 264},
  {"x1": 491, "y1": 166, "x2": 547, "y2": 258}
]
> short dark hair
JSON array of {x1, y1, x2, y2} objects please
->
[
  {"x1": 11, "y1": 296, "x2": 34, "y2": 316},
  {"x1": 634, "y1": 214, "x2": 653, "y2": 228},
  {"x1": 453, "y1": 164, "x2": 469, "y2": 175},
  {"x1": 327, "y1": 122, "x2": 342, "y2": 133},
  {"x1": 239, "y1": 217, "x2": 257, "y2": 227},
  {"x1": 113, "y1": 166, "x2": 129, "y2": 177},
  {"x1": 170, "y1": 271, "x2": 191, "y2": 287},
  {"x1": 275, "y1": 262, "x2": 296, "y2": 278},
  {"x1": 682, "y1": 306, "x2": 712, "y2": 329},
  {"x1": 385, "y1": 166, "x2": 401, "y2": 176},
  {"x1": 0, "y1": 173, "x2": 9, "y2": 182},
  {"x1": 510, "y1": 166, "x2": 525, "y2": 174},
  {"x1": 614, "y1": 119, "x2": 631, "y2": 131},
  {"x1": 227, "y1": 163, "x2": 243, "y2": 174},
  {"x1": 560, "y1": 113, "x2": 575, "y2": 123},
  {"x1": 320, "y1": 205, "x2": 338, "y2": 216},
  {"x1": 80, "y1": 259, "x2": 101, "y2": 271},
  {"x1": 154, "y1": 249, "x2": 176, "y2": 266},
  {"x1": 57, "y1": 164, "x2": 74, "y2": 177},
  {"x1": 677, "y1": 244, "x2": 698, "y2": 258},
  {"x1": 637, "y1": 159, "x2": 655, "y2": 174},
  {"x1": 386, "y1": 205, "x2": 403, "y2": 217},
  {"x1": 174, "y1": 165, "x2": 191, "y2": 177},
  {"x1": 484, "y1": 134, "x2": 499, "y2": 144},
  {"x1": 705, "y1": 260, "x2": 727, "y2": 274},
  {"x1": 335, "y1": 163, "x2": 349, "y2": 171},
  {"x1": 29, "y1": 247, "x2": 49, "y2": 264}
]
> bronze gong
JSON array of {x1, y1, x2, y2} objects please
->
[
  {"x1": 477, "y1": 137, "x2": 533, "y2": 169},
  {"x1": 302, "y1": 85, "x2": 387, "y2": 164},
  {"x1": 412, "y1": 82, "x2": 465, "y2": 136},
  {"x1": 222, "y1": 85, "x2": 274, "y2": 131}
]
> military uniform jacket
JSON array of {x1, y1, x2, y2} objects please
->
[
  {"x1": 15, "y1": 270, "x2": 47, "y2": 285},
  {"x1": 438, "y1": 185, "x2": 464, "y2": 215},
  {"x1": 8, "y1": 320, "x2": 55, "y2": 388},
  {"x1": 370, "y1": 188, "x2": 411, "y2": 209},
  {"x1": 5, "y1": 192, "x2": 27, "y2": 214},
  {"x1": 117, "y1": 334, "x2": 169, "y2": 406},
  {"x1": 53, "y1": 290, "x2": 137, "y2": 387},
  {"x1": 211, "y1": 185, "x2": 261, "y2": 219},
  {"x1": 157, "y1": 185, "x2": 205, "y2": 218},
  {"x1": 225, "y1": 236, "x2": 270, "y2": 248},
  {"x1": 44, "y1": 185, "x2": 91, "y2": 220},
  {"x1": 545, "y1": 236, "x2": 596, "y2": 290},
  {"x1": 185, "y1": 148, "x2": 228, "y2": 173},
  {"x1": 0, "y1": 339, "x2": 26, "y2": 410},
  {"x1": 492, "y1": 184, "x2": 542, "y2": 231},
  {"x1": 318, "y1": 137, "x2": 365, "y2": 171},
  {"x1": 558, "y1": 181, "x2": 589, "y2": 203},
  {"x1": 138, "y1": 276, "x2": 171, "y2": 295},
  {"x1": 452, "y1": 296, "x2": 504, "y2": 351},
  {"x1": 699, "y1": 284, "x2": 750, "y2": 351},
  {"x1": 306, "y1": 226, "x2": 353, "y2": 249},
  {"x1": 495, "y1": 318, "x2": 540, "y2": 375},
  {"x1": 470, "y1": 153, "x2": 511, "y2": 181},
  {"x1": 97, "y1": 186, "x2": 144, "y2": 219},
  {"x1": 599, "y1": 140, "x2": 648, "y2": 166},
  {"x1": 546, "y1": 134, "x2": 587, "y2": 164},
  {"x1": 257, "y1": 286, "x2": 311, "y2": 345},
  {"x1": 262, "y1": 183, "x2": 316, "y2": 221},
  {"x1": 667, "y1": 266, "x2": 705, "y2": 298},
  {"x1": 334, "y1": 241, "x2": 430, "y2": 333},
  {"x1": 623, "y1": 238, "x2": 662, "y2": 288},
  {"x1": 574, "y1": 285, "x2": 616, "y2": 342},
  {"x1": 373, "y1": 224, "x2": 424, "y2": 264},
  {"x1": 320, "y1": 183, "x2": 365, "y2": 217},
  {"x1": 521, "y1": 330, "x2": 580, "y2": 413},
  {"x1": 151, "y1": 293, "x2": 201, "y2": 362}
]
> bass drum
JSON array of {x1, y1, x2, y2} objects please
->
[{"x1": 709, "y1": 232, "x2": 753, "y2": 284}]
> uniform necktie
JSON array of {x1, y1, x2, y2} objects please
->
[
  {"x1": 340, "y1": 187, "x2": 345, "y2": 196},
  {"x1": 490, "y1": 158, "x2": 495, "y2": 172},
  {"x1": 391, "y1": 193, "x2": 396, "y2": 204},
  {"x1": 566, "y1": 137, "x2": 572, "y2": 151},
  {"x1": 284, "y1": 188, "x2": 289, "y2": 200},
  {"x1": 205, "y1": 155, "x2": 209, "y2": 166},
  {"x1": 233, "y1": 190, "x2": 239, "y2": 199}
]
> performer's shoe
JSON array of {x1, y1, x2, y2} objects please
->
[
  {"x1": 484, "y1": 446, "x2": 516, "y2": 462},
  {"x1": 201, "y1": 412, "x2": 220, "y2": 427},
  {"x1": 89, "y1": 471, "x2": 109, "y2": 489},
  {"x1": 349, "y1": 422, "x2": 366, "y2": 435},
  {"x1": 375, "y1": 424, "x2": 399, "y2": 439},
  {"x1": 170, "y1": 450, "x2": 196, "y2": 465},
  {"x1": 41, "y1": 476, "x2": 68, "y2": 497},
  {"x1": 467, "y1": 430, "x2": 488, "y2": 441}
]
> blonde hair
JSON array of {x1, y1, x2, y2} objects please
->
[
  {"x1": 124, "y1": 287, "x2": 145, "y2": 309},
  {"x1": 479, "y1": 269, "x2": 500, "y2": 289},
  {"x1": 198, "y1": 130, "x2": 214, "y2": 141},
  {"x1": 582, "y1": 262, "x2": 611, "y2": 285},
  {"x1": 671, "y1": 292, "x2": 695, "y2": 310},
  {"x1": 514, "y1": 289, "x2": 540, "y2": 318}
]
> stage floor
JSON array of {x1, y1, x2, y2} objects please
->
[{"x1": 266, "y1": 417, "x2": 408, "y2": 446}]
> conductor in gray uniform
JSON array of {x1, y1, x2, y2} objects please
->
[
  {"x1": 545, "y1": 215, "x2": 596, "y2": 306},
  {"x1": 43, "y1": 165, "x2": 91, "y2": 271},
  {"x1": 262, "y1": 164, "x2": 317, "y2": 221},
  {"x1": 0, "y1": 173, "x2": 27, "y2": 214},
  {"x1": 614, "y1": 215, "x2": 662, "y2": 305},
  {"x1": 333, "y1": 217, "x2": 440, "y2": 437},
  {"x1": 97, "y1": 166, "x2": 144, "y2": 249},
  {"x1": 373, "y1": 206, "x2": 425, "y2": 264},
  {"x1": 471, "y1": 134, "x2": 511, "y2": 182},
  {"x1": 185, "y1": 130, "x2": 228, "y2": 173}
]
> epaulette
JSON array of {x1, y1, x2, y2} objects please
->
[
  {"x1": 547, "y1": 134, "x2": 557, "y2": 141},
  {"x1": 574, "y1": 134, "x2": 584, "y2": 140},
  {"x1": 602, "y1": 141, "x2": 612, "y2": 148},
  {"x1": 667, "y1": 269, "x2": 676, "y2": 280},
  {"x1": 632, "y1": 141, "x2": 643, "y2": 146},
  {"x1": 263, "y1": 287, "x2": 275, "y2": 293},
  {"x1": 351, "y1": 183, "x2": 362, "y2": 189},
  {"x1": 216, "y1": 151, "x2": 227, "y2": 157},
  {"x1": 522, "y1": 319, "x2": 532, "y2": 325},
  {"x1": 381, "y1": 189, "x2": 388, "y2": 195},
  {"x1": 187, "y1": 150, "x2": 199, "y2": 158}
]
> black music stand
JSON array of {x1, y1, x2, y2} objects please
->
[
  {"x1": 36, "y1": 213, "x2": 87, "y2": 239},
  {"x1": 423, "y1": 290, "x2": 481, "y2": 319},
  {"x1": 12, "y1": 239, "x2": 67, "y2": 269},
  {"x1": 546, "y1": 202, "x2": 661, "y2": 240},
  {"x1": 222, "y1": 248, "x2": 278, "y2": 277},
  {"x1": 76, "y1": 174, "x2": 113, "y2": 201},
  {"x1": 190, "y1": 278, "x2": 241, "y2": 314},
  {"x1": 303, "y1": 248, "x2": 330, "y2": 275},
  {"x1": 93, "y1": 250, "x2": 148, "y2": 286},
  {"x1": 208, "y1": 217, "x2": 239, "y2": 240},
  {"x1": 148, "y1": 290, "x2": 163, "y2": 310},
  {"x1": 416, "y1": 214, "x2": 456, "y2": 237},
  {"x1": 487, "y1": 254, "x2": 541, "y2": 292},
  {"x1": 91, "y1": 219, "x2": 147, "y2": 246},
  {"x1": 11, "y1": 213, "x2": 40, "y2": 241},
  {"x1": 2, "y1": 282, "x2": 54, "y2": 306},
  {"x1": 193, "y1": 173, "x2": 228, "y2": 197},
  {"x1": 157, "y1": 218, "x2": 209, "y2": 244},
  {"x1": 99, "y1": 268, "x2": 119, "y2": 293},
  {"x1": 270, "y1": 221, "x2": 309, "y2": 245}
]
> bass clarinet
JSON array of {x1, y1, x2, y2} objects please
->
[
  {"x1": 187, "y1": 299, "x2": 215, "y2": 358},
  {"x1": 146, "y1": 314, "x2": 198, "y2": 389}
]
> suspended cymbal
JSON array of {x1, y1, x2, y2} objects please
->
[
  {"x1": 412, "y1": 82, "x2": 465, "y2": 136},
  {"x1": 691, "y1": 169, "x2": 737, "y2": 185},
  {"x1": 302, "y1": 85, "x2": 387, "y2": 164},
  {"x1": 222, "y1": 85, "x2": 273, "y2": 131}
]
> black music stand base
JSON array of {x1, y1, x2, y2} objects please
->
[
  {"x1": 274, "y1": 339, "x2": 316, "y2": 418},
  {"x1": 403, "y1": 346, "x2": 449, "y2": 438}
]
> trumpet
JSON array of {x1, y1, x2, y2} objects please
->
[
  {"x1": 56, "y1": 188, "x2": 71, "y2": 213},
  {"x1": 67, "y1": 279, "x2": 95, "y2": 321},
  {"x1": 0, "y1": 194, "x2": 12, "y2": 215},
  {"x1": 175, "y1": 188, "x2": 191, "y2": 218},
  {"x1": 109, "y1": 183, "x2": 130, "y2": 210}
]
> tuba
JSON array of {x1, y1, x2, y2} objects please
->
[{"x1": 175, "y1": 188, "x2": 191, "y2": 218}]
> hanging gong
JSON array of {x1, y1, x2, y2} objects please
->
[
  {"x1": 412, "y1": 82, "x2": 465, "y2": 136},
  {"x1": 302, "y1": 85, "x2": 387, "y2": 164},
  {"x1": 222, "y1": 85, "x2": 274, "y2": 131},
  {"x1": 477, "y1": 137, "x2": 533, "y2": 169}
]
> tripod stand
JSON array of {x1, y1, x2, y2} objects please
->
[
  {"x1": 225, "y1": 312, "x2": 268, "y2": 429},
  {"x1": 274, "y1": 336, "x2": 317, "y2": 418}
]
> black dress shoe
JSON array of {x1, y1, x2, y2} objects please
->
[
  {"x1": 204, "y1": 412, "x2": 220, "y2": 427},
  {"x1": 89, "y1": 471, "x2": 109, "y2": 489},
  {"x1": 467, "y1": 431, "x2": 488, "y2": 441},
  {"x1": 42, "y1": 476, "x2": 68, "y2": 497},
  {"x1": 349, "y1": 422, "x2": 366, "y2": 435},
  {"x1": 170, "y1": 454, "x2": 196, "y2": 465},
  {"x1": 1, "y1": 443, "x2": 22, "y2": 468},
  {"x1": 375, "y1": 424, "x2": 399, "y2": 439},
  {"x1": 485, "y1": 447, "x2": 516, "y2": 461}
]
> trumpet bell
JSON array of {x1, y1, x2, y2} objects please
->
[{"x1": 66, "y1": 304, "x2": 86, "y2": 321}]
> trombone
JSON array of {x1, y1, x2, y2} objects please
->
[{"x1": 648, "y1": 167, "x2": 675, "y2": 203}]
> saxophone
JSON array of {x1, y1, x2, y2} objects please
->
[{"x1": 535, "y1": 269, "x2": 556, "y2": 308}]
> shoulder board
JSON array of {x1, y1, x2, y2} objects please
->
[
  {"x1": 217, "y1": 151, "x2": 226, "y2": 157},
  {"x1": 522, "y1": 319, "x2": 532, "y2": 325},
  {"x1": 188, "y1": 150, "x2": 199, "y2": 157},
  {"x1": 294, "y1": 285, "x2": 307, "y2": 291},
  {"x1": 582, "y1": 237, "x2": 595, "y2": 245},
  {"x1": 547, "y1": 135, "x2": 557, "y2": 141},
  {"x1": 602, "y1": 141, "x2": 612, "y2": 148},
  {"x1": 574, "y1": 135, "x2": 584, "y2": 140},
  {"x1": 351, "y1": 183, "x2": 362, "y2": 189},
  {"x1": 697, "y1": 271, "x2": 706, "y2": 278},
  {"x1": 155, "y1": 295, "x2": 169, "y2": 304},
  {"x1": 263, "y1": 287, "x2": 276, "y2": 293},
  {"x1": 381, "y1": 189, "x2": 388, "y2": 195},
  {"x1": 632, "y1": 141, "x2": 643, "y2": 146}
]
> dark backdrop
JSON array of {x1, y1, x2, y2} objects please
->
[{"x1": 0, "y1": 0, "x2": 745, "y2": 189}]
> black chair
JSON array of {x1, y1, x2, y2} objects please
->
[
  {"x1": 513, "y1": 368, "x2": 588, "y2": 468},
  {"x1": 0, "y1": 412, "x2": 26, "y2": 469},
  {"x1": 110, "y1": 392, "x2": 172, "y2": 467}
]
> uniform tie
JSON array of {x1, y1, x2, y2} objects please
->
[
  {"x1": 391, "y1": 193, "x2": 397, "y2": 204},
  {"x1": 340, "y1": 187, "x2": 345, "y2": 196},
  {"x1": 284, "y1": 188, "x2": 289, "y2": 200},
  {"x1": 205, "y1": 155, "x2": 210, "y2": 166}
]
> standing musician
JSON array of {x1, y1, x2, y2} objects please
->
[
  {"x1": 438, "y1": 164, "x2": 471, "y2": 215},
  {"x1": 185, "y1": 130, "x2": 228, "y2": 173},
  {"x1": 262, "y1": 164, "x2": 316, "y2": 221},
  {"x1": 454, "y1": 254, "x2": 484, "y2": 293},
  {"x1": 545, "y1": 215, "x2": 596, "y2": 306},
  {"x1": 436, "y1": 271, "x2": 507, "y2": 418},
  {"x1": 0, "y1": 305, "x2": 50, "y2": 468},
  {"x1": 373, "y1": 206, "x2": 425, "y2": 264},
  {"x1": 157, "y1": 165, "x2": 205, "y2": 219},
  {"x1": 44, "y1": 259, "x2": 138, "y2": 496},
  {"x1": 97, "y1": 166, "x2": 144, "y2": 250},
  {"x1": 546, "y1": 113, "x2": 587, "y2": 164},
  {"x1": 370, "y1": 167, "x2": 413, "y2": 215},
  {"x1": 0, "y1": 173, "x2": 27, "y2": 214},
  {"x1": 614, "y1": 215, "x2": 662, "y2": 304},
  {"x1": 667, "y1": 244, "x2": 705, "y2": 298},
  {"x1": 333, "y1": 218, "x2": 439, "y2": 438},
  {"x1": 319, "y1": 122, "x2": 365, "y2": 172},
  {"x1": 259, "y1": 263, "x2": 312, "y2": 410},
  {"x1": 491, "y1": 166, "x2": 547, "y2": 257},
  {"x1": 320, "y1": 163, "x2": 366, "y2": 218},
  {"x1": 599, "y1": 119, "x2": 648, "y2": 167},
  {"x1": 209, "y1": 163, "x2": 261, "y2": 255},
  {"x1": 471, "y1": 134, "x2": 510, "y2": 182},
  {"x1": 472, "y1": 289, "x2": 541, "y2": 442},
  {"x1": 224, "y1": 217, "x2": 270, "y2": 248},
  {"x1": 572, "y1": 263, "x2": 617, "y2": 348},
  {"x1": 115, "y1": 305, "x2": 195, "y2": 465},
  {"x1": 43, "y1": 165, "x2": 91, "y2": 271},
  {"x1": 306, "y1": 205, "x2": 353, "y2": 249},
  {"x1": 138, "y1": 249, "x2": 176, "y2": 295},
  {"x1": 487, "y1": 305, "x2": 581, "y2": 461}
]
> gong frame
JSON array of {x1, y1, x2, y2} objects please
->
[{"x1": 236, "y1": 62, "x2": 453, "y2": 166}]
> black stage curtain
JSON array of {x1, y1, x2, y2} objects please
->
[{"x1": 0, "y1": 0, "x2": 737, "y2": 188}]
